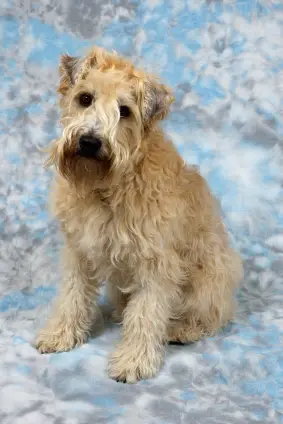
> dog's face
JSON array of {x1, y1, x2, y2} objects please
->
[{"x1": 47, "y1": 46, "x2": 174, "y2": 184}]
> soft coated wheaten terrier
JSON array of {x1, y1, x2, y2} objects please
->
[{"x1": 36, "y1": 45, "x2": 243, "y2": 383}]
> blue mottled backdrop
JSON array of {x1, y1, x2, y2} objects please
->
[{"x1": 1, "y1": 1, "x2": 283, "y2": 423}]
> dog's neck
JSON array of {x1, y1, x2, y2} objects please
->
[{"x1": 60, "y1": 126, "x2": 182, "y2": 201}]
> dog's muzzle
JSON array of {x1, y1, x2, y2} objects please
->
[{"x1": 77, "y1": 135, "x2": 102, "y2": 159}]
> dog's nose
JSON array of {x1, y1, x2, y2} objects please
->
[
  {"x1": 79, "y1": 135, "x2": 102, "y2": 151},
  {"x1": 78, "y1": 135, "x2": 102, "y2": 158}
]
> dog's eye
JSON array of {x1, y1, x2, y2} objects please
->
[
  {"x1": 79, "y1": 93, "x2": 93, "y2": 107},
  {"x1": 119, "y1": 105, "x2": 130, "y2": 118}
]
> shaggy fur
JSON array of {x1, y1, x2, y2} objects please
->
[{"x1": 36, "y1": 46, "x2": 243, "y2": 383}]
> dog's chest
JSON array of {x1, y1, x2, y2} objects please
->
[
  {"x1": 53, "y1": 179, "x2": 166, "y2": 268},
  {"x1": 62, "y1": 196, "x2": 140, "y2": 263}
]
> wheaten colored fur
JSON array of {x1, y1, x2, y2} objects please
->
[{"x1": 36, "y1": 46, "x2": 243, "y2": 383}]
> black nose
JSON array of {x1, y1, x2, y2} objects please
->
[{"x1": 78, "y1": 135, "x2": 102, "y2": 158}]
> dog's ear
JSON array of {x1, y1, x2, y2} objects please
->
[
  {"x1": 57, "y1": 48, "x2": 105, "y2": 95},
  {"x1": 60, "y1": 55, "x2": 83, "y2": 84},
  {"x1": 141, "y1": 77, "x2": 174, "y2": 125},
  {"x1": 58, "y1": 54, "x2": 84, "y2": 95}
]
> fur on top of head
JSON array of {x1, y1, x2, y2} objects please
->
[{"x1": 58, "y1": 45, "x2": 174, "y2": 125}]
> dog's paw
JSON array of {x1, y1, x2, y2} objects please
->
[
  {"x1": 108, "y1": 344, "x2": 162, "y2": 383},
  {"x1": 36, "y1": 328, "x2": 87, "y2": 353}
]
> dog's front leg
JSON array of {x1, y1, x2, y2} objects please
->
[
  {"x1": 36, "y1": 245, "x2": 100, "y2": 353},
  {"x1": 108, "y1": 283, "x2": 171, "y2": 383}
]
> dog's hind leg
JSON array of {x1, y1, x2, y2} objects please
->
[
  {"x1": 107, "y1": 279, "x2": 129, "y2": 323},
  {"x1": 167, "y1": 246, "x2": 243, "y2": 345},
  {"x1": 167, "y1": 315, "x2": 214, "y2": 344}
]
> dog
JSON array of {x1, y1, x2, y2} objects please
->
[{"x1": 36, "y1": 45, "x2": 243, "y2": 383}]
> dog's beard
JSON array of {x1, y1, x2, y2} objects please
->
[
  {"x1": 46, "y1": 122, "x2": 140, "y2": 189},
  {"x1": 46, "y1": 137, "x2": 111, "y2": 187}
]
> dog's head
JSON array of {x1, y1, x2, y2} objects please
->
[{"x1": 47, "y1": 46, "x2": 174, "y2": 185}]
